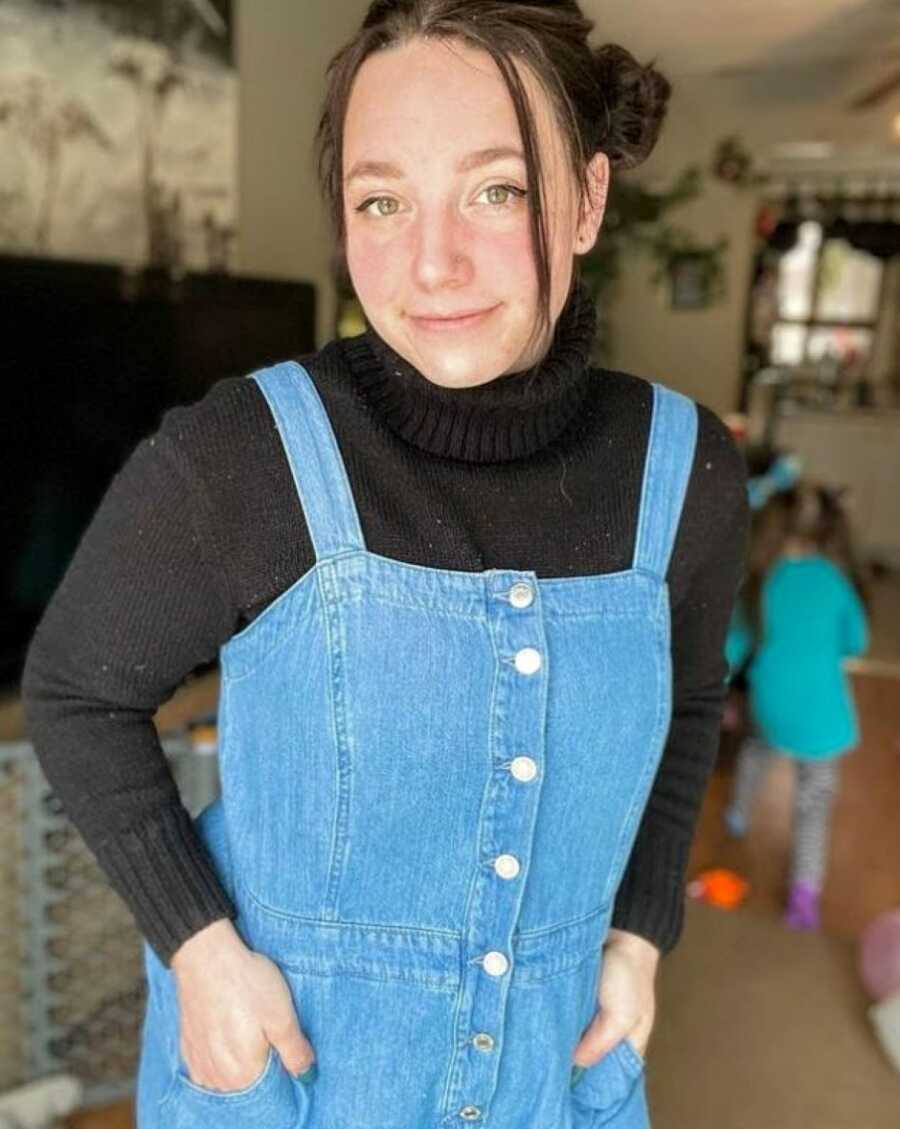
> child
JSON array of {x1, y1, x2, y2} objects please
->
[{"x1": 724, "y1": 480, "x2": 870, "y2": 930}]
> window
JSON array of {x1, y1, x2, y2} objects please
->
[{"x1": 771, "y1": 220, "x2": 884, "y2": 366}]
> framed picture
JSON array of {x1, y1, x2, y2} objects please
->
[
  {"x1": 668, "y1": 252, "x2": 713, "y2": 310},
  {"x1": 0, "y1": 0, "x2": 236, "y2": 270}
]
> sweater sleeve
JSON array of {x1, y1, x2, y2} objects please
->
[
  {"x1": 20, "y1": 416, "x2": 242, "y2": 968},
  {"x1": 609, "y1": 406, "x2": 750, "y2": 955}
]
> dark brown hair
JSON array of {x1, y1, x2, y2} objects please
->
[
  {"x1": 314, "y1": 0, "x2": 671, "y2": 359},
  {"x1": 743, "y1": 481, "x2": 871, "y2": 644}
]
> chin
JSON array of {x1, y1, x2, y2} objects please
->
[{"x1": 416, "y1": 349, "x2": 511, "y2": 389}]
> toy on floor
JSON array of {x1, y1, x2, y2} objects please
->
[
  {"x1": 859, "y1": 909, "x2": 900, "y2": 1075},
  {"x1": 0, "y1": 1074, "x2": 82, "y2": 1129},
  {"x1": 686, "y1": 867, "x2": 750, "y2": 909},
  {"x1": 869, "y1": 992, "x2": 900, "y2": 1075},
  {"x1": 859, "y1": 909, "x2": 900, "y2": 1001}
]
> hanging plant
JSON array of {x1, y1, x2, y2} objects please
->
[
  {"x1": 578, "y1": 163, "x2": 729, "y2": 354},
  {"x1": 711, "y1": 135, "x2": 765, "y2": 189},
  {"x1": 641, "y1": 228, "x2": 730, "y2": 308}
]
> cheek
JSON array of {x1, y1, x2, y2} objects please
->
[
  {"x1": 489, "y1": 227, "x2": 537, "y2": 277},
  {"x1": 345, "y1": 226, "x2": 396, "y2": 304}
]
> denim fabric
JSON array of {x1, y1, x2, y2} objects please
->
[{"x1": 135, "y1": 360, "x2": 698, "y2": 1129}]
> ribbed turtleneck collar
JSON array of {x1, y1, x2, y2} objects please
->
[{"x1": 338, "y1": 274, "x2": 597, "y2": 463}]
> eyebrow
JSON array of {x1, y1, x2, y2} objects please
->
[{"x1": 343, "y1": 145, "x2": 525, "y2": 186}]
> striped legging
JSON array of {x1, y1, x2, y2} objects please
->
[{"x1": 729, "y1": 736, "x2": 841, "y2": 887}]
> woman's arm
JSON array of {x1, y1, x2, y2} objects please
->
[
  {"x1": 21, "y1": 414, "x2": 242, "y2": 967},
  {"x1": 609, "y1": 406, "x2": 750, "y2": 956},
  {"x1": 572, "y1": 408, "x2": 748, "y2": 1070}
]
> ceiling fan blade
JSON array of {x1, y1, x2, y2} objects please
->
[{"x1": 848, "y1": 68, "x2": 900, "y2": 110}]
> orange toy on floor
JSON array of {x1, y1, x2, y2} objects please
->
[{"x1": 686, "y1": 868, "x2": 750, "y2": 909}]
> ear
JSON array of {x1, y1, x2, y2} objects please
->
[{"x1": 575, "y1": 150, "x2": 610, "y2": 255}]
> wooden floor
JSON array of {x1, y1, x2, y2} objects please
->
[{"x1": 692, "y1": 672, "x2": 900, "y2": 939}]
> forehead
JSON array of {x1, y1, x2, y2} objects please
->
[{"x1": 343, "y1": 37, "x2": 560, "y2": 166}]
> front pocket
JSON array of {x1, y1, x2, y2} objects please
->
[
  {"x1": 143, "y1": 938, "x2": 313, "y2": 1129},
  {"x1": 617, "y1": 1035, "x2": 645, "y2": 1073},
  {"x1": 569, "y1": 1037, "x2": 646, "y2": 1127},
  {"x1": 159, "y1": 1045, "x2": 311, "y2": 1129}
]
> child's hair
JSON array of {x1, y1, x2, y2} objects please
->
[
  {"x1": 314, "y1": 0, "x2": 672, "y2": 360},
  {"x1": 743, "y1": 480, "x2": 870, "y2": 642}
]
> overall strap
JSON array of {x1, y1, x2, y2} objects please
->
[
  {"x1": 250, "y1": 360, "x2": 366, "y2": 562},
  {"x1": 631, "y1": 382, "x2": 699, "y2": 578}
]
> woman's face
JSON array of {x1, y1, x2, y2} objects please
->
[{"x1": 342, "y1": 36, "x2": 608, "y2": 389}]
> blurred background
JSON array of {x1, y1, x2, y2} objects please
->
[{"x1": 0, "y1": 1, "x2": 899, "y2": 1127}]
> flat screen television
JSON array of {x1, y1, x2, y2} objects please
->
[{"x1": 2, "y1": 254, "x2": 317, "y2": 692}]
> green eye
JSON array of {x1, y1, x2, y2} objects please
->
[
  {"x1": 358, "y1": 196, "x2": 399, "y2": 217},
  {"x1": 356, "y1": 184, "x2": 527, "y2": 218},
  {"x1": 482, "y1": 184, "x2": 527, "y2": 207},
  {"x1": 485, "y1": 185, "x2": 507, "y2": 205}
]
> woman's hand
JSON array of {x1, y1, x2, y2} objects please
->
[
  {"x1": 170, "y1": 918, "x2": 316, "y2": 1091},
  {"x1": 571, "y1": 927, "x2": 660, "y2": 1069}
]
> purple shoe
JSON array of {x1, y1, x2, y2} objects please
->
[{"x1": 783, "y1": 880, "x2": 820, "y2": 930}]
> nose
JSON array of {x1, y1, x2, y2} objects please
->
[{"x1": 411, "y1": 201, "x2": 472, "y2": 290}]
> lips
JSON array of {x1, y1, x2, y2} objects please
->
[{"x1": 410, "y1": 305, "x2": 498, "y2": 330}]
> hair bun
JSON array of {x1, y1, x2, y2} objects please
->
[{"x1": 592, "y1": 43, "x2": 672, "y2": 170}]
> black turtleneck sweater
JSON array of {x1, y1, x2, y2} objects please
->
[{"x1": 21, "y1": 277, "x2": 749, "y2": 968}]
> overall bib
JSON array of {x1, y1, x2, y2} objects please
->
[{"x1": 135, "y1": 360, "x2": 698, "y2": 1129}]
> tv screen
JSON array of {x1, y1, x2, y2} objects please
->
[{"x1": 3, "y1": 254, "x2": 317, "y2": 692}]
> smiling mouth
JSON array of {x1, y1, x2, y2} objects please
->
[{"x1": 410, "y1": 306, "x2": 499, "y2": 330}]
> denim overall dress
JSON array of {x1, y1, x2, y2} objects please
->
[{"x1": 135, "y1": 359, "x2": 698, "y2": 1129}]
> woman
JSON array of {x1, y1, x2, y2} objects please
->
[{"x1": 22, "y1": 3, "x2": 749, "y2": 1127}]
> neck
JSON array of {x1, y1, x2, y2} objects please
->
[{"x1": 338, "y1": 275, "x2": 598, "y2": 463}]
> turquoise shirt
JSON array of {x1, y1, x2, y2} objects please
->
[{"x1": 730, "y1": 555, "x2": 868, "y2": 758}]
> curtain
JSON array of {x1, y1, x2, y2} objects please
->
[{"x1": 767, "y1": 193, "x2": 900, "y2": 259}]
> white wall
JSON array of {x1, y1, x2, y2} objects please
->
[
  {"x1": 607, "y1": 78, "x2": 760, "y2": 414},
  {"x1": 235, "y1": 0, "x2": 363, "y2": 347}
]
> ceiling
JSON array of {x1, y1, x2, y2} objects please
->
[
  {"x1": 584, "y1": 0, "x2": 900, "y2": 77},
  {"x1": 585, "y1": 0, "x2": 900, "y2": 176}
]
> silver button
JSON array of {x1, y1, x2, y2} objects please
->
[
  {"x1": 459, "y1": 1107, "x2": 482, "y2": 1121},
  {"x1": 483, "y1": 950, "x2": 509, "y2": 976},
  {"x1": 514, "y1": 647, "x2": 542, "y2": 675},
  {"x1": 494, "y1": 853, "x2": 520, "y2": 879},
  {"x1": 472, "y1": 1032, "x2": 495, "y2": 1051},
  {"x1": 510, "y1": 756, "x2": 538, "y2": 782},
  {"x1": 509, "y1": 582, "x2": 534, "y2": 609}
]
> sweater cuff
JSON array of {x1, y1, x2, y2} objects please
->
[
  {"x1": 609, "y1": 829, "x2": 691, "y2": 956},
  {"x1": 93, "y1": 804, "x2": 238, "y2": 968}
]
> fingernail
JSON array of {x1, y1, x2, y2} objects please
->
[
  {"x1": 295, "y1": 1062, "x2": 318, "y2": 1084},
  {"x1": 569, "y1": 1064, "x2": 585, "y2": 1088}
]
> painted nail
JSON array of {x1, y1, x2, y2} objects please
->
[
  {"x1": 569, "y1": 1064, "x2": 585, "y2": 1088},
  {"x1": 295, "y1": 1062, "x2": 318, "y2": 1084}
]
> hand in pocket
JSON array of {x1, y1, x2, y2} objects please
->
[{"x1": 171, "y1": 918, "x2": 317, "y2": 1092}]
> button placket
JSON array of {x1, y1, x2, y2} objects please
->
[{"x1": 449, "y1": 575, "x2": 547, "y2": 1124}]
